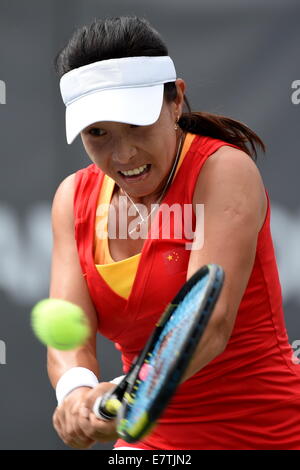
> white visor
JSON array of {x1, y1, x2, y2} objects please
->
[{"x1": 60, "y1": 56, "x2": 177, "y2": 144}]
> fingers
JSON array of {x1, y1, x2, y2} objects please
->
[
  {"x1": 83, "y1": 382, "x2": 117, "y2": 411},
  {"x1": 53, "y1": 402, "x2": 96, "y2": 449},
  {"x1": 52, "y1": 384, "x2": 119, "y2": 448},
  {"x1": 77, "y1": 409, "x2": 119, "y2": 442}
]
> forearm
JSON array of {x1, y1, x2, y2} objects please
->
[{"x1": 47, "y1": 345, "x2": 99, "y2": 388}]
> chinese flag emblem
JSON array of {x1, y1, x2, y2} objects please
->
[
  {"x1": 163, "y1": 250, "x2": 186, "y2": 273},
  {"x1": 165, "y1": 251, "x2": 180, "y2": 263}
]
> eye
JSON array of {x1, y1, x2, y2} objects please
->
[{"x1": 88, "y1": 127, "x2": 106, "y2": 137}]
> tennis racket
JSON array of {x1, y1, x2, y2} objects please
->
[{"x1": 93, "y1": 263, "x2": 224, "y2": 443}]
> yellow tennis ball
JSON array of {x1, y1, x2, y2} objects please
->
[{"x1": 31, "y1": 298, "x2": 91, "y2": 350}]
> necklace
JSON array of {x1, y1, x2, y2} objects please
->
[{"x1": 120, "y1": 132, "x2": 185, "y2": 235}]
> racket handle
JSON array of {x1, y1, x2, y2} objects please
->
[
  {"x1": 93, "y1": 363, "x2": 137, "y2": 420},
  {"x1": 93, "y1": 391, "x2": 122, "y2": 421},
  {"x1": 109, "y1": 375, "x2": 126, "y2": 385},
  {"x1": 92, "y1": 375, "x2": 126, "y2": 420}
]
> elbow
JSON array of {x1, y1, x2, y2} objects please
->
[{"x1": 209, "y1": 301, "x2": 233, "y2": 355}]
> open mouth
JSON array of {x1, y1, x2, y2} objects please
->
[{"x1": 118, "y1": 164, "x2": 151, "y2": 180}]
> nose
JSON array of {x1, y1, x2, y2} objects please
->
[{"x1": 111, "y1": 136, "x2": 137, "y2": 165}]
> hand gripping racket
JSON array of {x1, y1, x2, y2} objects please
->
[{"x1": 93, "y1": 263, "x2": 224, "y2": 443}]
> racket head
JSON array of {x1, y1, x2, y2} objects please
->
[{"x1": 115, "y1": 263, "x2": 224, "y2": 442}]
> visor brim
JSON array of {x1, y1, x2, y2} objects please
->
[{"x1": 65, "y1": 84, "x2": 164, "y2": 144}]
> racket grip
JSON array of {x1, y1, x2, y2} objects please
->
[
  {"x1": 93, "y1": 391, "x2": 122, "y2": 421},
  {"x1": 93, "y1": 375, "x2": 126, "y2": 420}
]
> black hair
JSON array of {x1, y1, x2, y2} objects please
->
[{"x1": 55, "y1": 16, "x2": 265, "y2": 160}]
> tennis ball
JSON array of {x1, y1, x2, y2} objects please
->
[{"x1": 31, "y1": 298, "x2": 91, "y2": 350}]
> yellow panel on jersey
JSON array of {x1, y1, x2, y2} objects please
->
[
  {"x1": 96, "y1": 253, "x2": 141, "y2": 299},
  {"x1": 94, "y1": 175, "x2": 118, "y2": 265},
  {"x1": 94, "y1": 132, "x2": 196, "y2": 299}
]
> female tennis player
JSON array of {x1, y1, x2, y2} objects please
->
[{"x1": 48, "y1": 16, "x2": 300, "y2": 450}]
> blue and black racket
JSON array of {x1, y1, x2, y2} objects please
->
[{"x1": 93, "y1": 263, "x2": 224, "y2": 443}]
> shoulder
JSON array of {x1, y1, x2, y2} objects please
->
[
  {"x1": 52, "y1": 173, "x2": 76, "y2": 208},
  {"x1": 52, "y1": 163, "x2": 98, "y2": 213},
  {"x1": 51, "y1": 173, "x2": 77, "y2": 233},
  {"x1": 52, "y1": 164, "x2": 100, "y2": 229},
  {"x1": 192, "y1": 145, "x2": 267, "y2": 232}
]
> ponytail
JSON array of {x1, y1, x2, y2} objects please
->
[{"x1": 165, "y1": 84, "x2": 265, "y2": 161}]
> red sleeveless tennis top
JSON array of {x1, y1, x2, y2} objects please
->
[{"x1": 74, "y1": 134, "x2": 300, "y2": 450}]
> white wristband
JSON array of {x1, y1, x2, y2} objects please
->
[{"x1": 56, "y1": 367, "x2": 99, "y2": 405}]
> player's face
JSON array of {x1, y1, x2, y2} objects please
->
[{"x1": 80, "y1": 80, "x2": 186, "y2": 201}]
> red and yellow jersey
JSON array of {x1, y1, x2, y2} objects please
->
[
  {"x1": 93, "y1": 132, "x2": 195, "y2": 299},
  {"x1": 73, "y1": 133, "x2": 300, "y2": 450}
]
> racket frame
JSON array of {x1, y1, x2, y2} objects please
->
[{"x1": 95, "y1": 264, "x2": 224, "y2": 441}]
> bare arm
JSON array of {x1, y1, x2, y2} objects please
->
[
  {"x1": 48, "y1": 173, "x2": 99, "y2": 387},
  {"x1": 181, "y1": 146, "x2": 267, "y2": 382},
  {"x1": 49, "y1": 174, "x2": 119, "y2": 448}
]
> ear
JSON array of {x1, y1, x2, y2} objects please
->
[{"x1": 174, "y1": 79, "x2": 187, "y2": 117}]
